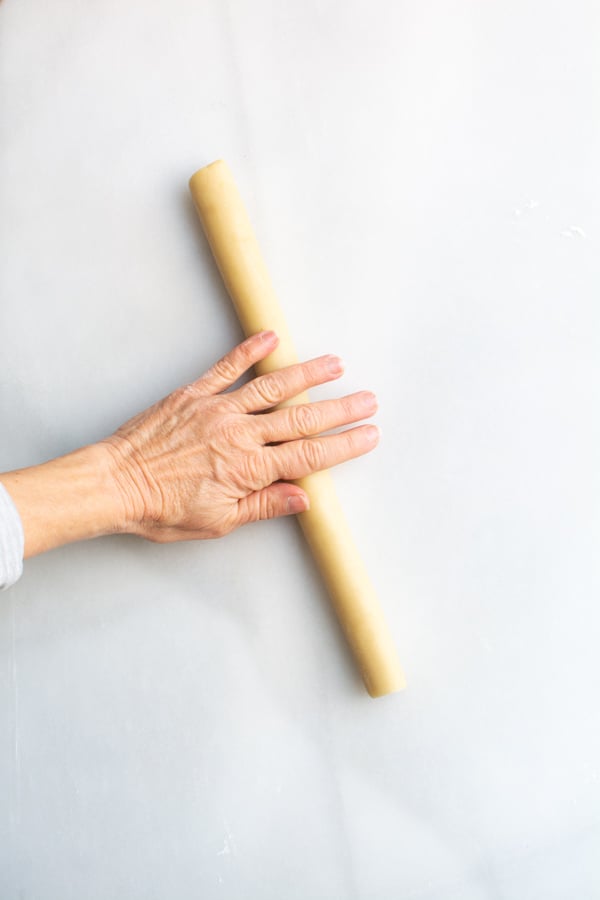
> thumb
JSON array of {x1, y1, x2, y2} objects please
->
[{"x1": 237, "y1": 483, "x2": 310, "y2": 526}]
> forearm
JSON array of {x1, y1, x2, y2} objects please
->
[{"x1": 0, "y1": 445, "x2": 127, "y2": 559}]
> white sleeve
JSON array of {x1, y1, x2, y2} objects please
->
[{"x1": 0, "y1": 482, "x2": 24, "y2": 591}]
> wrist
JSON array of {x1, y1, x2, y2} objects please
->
[
  {"x1": 98, "y1": 437, "x2": 149, "y2": 538},
  {"x1": 0, "y1": 443, "x2": 132, "y2": 558}
]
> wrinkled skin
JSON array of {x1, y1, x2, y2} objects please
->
[{"x1": 101, "y1": 330, "x2": 380, "y2": 542}]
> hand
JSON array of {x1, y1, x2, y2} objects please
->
[
  {"x1": 0, "y1": 332, "x2": 379, "y2": 558},
  {"x1": 101, "y1": 330, "x2": 380, "y2": 542}
]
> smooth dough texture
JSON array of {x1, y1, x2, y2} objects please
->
[{"x1": 189, "y1": 160, "x2": 405, "y2": 697}]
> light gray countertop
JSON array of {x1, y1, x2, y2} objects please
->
[{"x1": 1, "y1": 1, "x2": 599, "y2": 898}]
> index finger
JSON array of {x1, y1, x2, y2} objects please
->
[{"x1": 195, "y1": 331, "x2": 279, "y2": 395}]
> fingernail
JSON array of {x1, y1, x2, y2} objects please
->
[
  {"x1": 287, "y1": 494, "x2": 310, "y2": 514},
  {"x1": 359, "y1": 391, "x2": 378, "y2": 411},
  {"x1": 258, "y1": 330, "x2": 277, "y2": 343},
  {"x1": 366, "y1": 425, "x2": 381, "y2": 444},
  {"x1": 326, "y1": 355, "x2": 345, "y2": 375}
]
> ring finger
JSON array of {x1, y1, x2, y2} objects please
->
[{"x1": 258, "y1": 391, "x2": 378, "y2": 444}]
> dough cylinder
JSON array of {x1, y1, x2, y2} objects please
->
[{"x1": 188, "y1": 160, "x2": 405, "y2": 697}]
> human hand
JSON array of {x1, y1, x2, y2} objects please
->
[{"x1": 101, "y1": 330, "x2": 380, "y2": 542}]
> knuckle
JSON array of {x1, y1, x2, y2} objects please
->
[
  {"x1": 252, "y1": 373, "x2": 285, "y2": 406},
  {"x1": 239, "y1": 338, "x2": 256, "y2": 362},
  {"x1": 240, "y1": 452, "x2": 268, "y2": 488},
  {"x1": 259, "y1": 491, "x2": 278, "y2": 520},
  {"x1": 343, "y1": 428, "x2": 358, "y2": 456},
  {"x1": 212, "y1": 354, "x2": 240, "y2": 384},
  {"x1": 303, "y1": 359, "x2": 320, "y2": 381},
  {"x1": 303, "y1": 439, "x2": 326, "y2": 472},
  {"x1": 162, "y1": 385, "x2": 199, "y2": 416},
  {"x1": 342, "y1": 396, "x2": 357, "y2": 419},
  {"x1": 293, "y1": 404, "x2": 319, "y2": 436},
  {"x1": 219, "y1": 417, "x2": 249, "y2": 446},
  {"x1": 172, "y1": 384, "x2": 197, "y2": 404}
]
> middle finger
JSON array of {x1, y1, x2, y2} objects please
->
[{"x1": 258, "y1": 391, "x2": 378, "y2": 444}]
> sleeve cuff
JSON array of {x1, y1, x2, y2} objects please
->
[{"x1": 0, "y1": 482, "x2": 25, "y2": 591}]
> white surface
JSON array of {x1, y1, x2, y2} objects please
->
[{"x1": 1, "y1": 1, "x2": 599, "y2": 897}]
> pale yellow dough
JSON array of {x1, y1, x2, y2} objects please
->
[{"x1": 189, "y1": 160, "x2": 405, "y2": 697}]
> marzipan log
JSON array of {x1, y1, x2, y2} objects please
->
[{"x1": 189, "y1": 160, "x2": 405, "y2": 697}]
